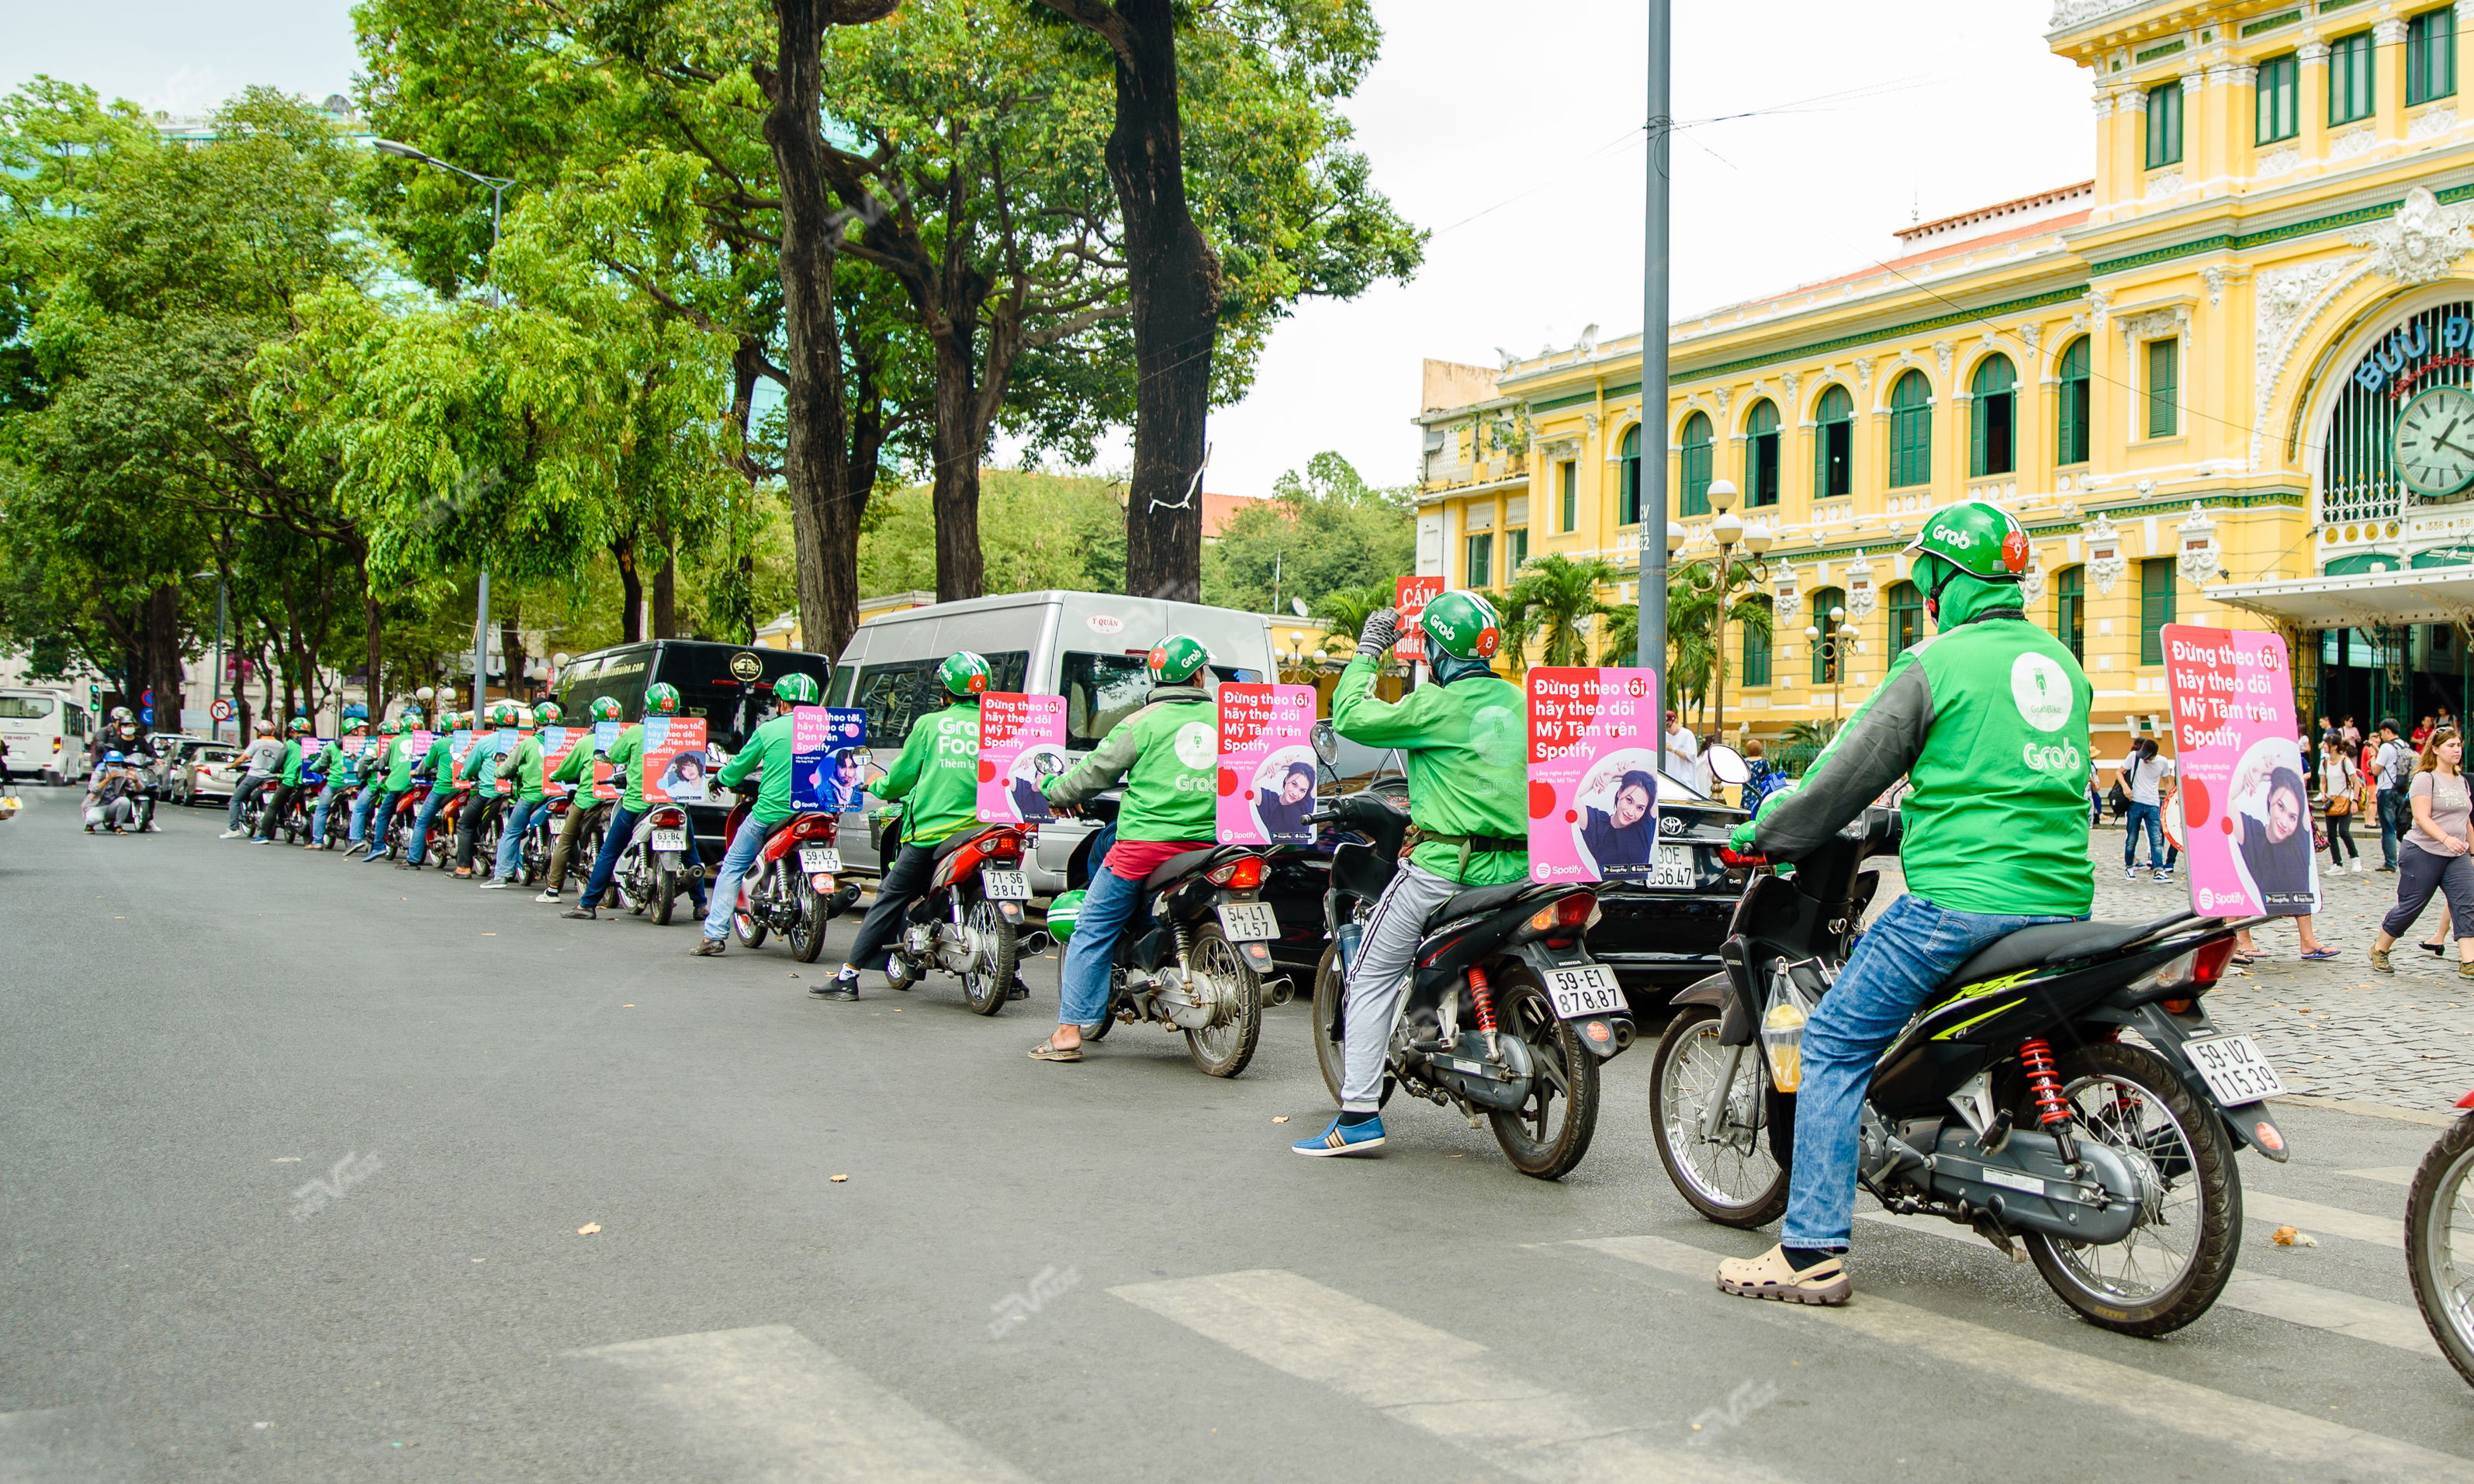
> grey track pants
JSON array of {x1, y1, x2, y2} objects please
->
[{"x1": 1341, "y1": 862, "x2": 1461, "y2": 1112}]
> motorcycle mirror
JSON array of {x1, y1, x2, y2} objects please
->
[
  {"x1": 1311, "y1": 719, "x2": 1339, "y2": 767},
  {"x1": 1033, "y1": 750, "x2": 1066, "y2": 777},
  {"x1": 1704, "y1": 744, "x2": 1752, "y2": 787}
]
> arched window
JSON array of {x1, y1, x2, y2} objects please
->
[
  {"x1": 2054, "y1": 565, "x2": 2085, "y2": 661},
  {"x1": 2055, "y1": 337, "x2": 2091, "y2": 466},
  {"x1": 1886, "y1": 580, "x2": 1923, "y2": 655},
  {"x1": 1970, "y1": 355, "x2": 2016, "y2": 477},
  {"x1": 1740, "y1": 597, "x2": 1773, "y2": 686},
  {"x1": 1680, "y1": 413, "x2": 1714, "y2": 517},
  {"x1": 1744, "y1": 400, "x2": 1780, "y2": 507},
  {"x1": 1889, "y1": 371, "x2": 1932, "y2": 488},
  {"x1": 1618, "y1": 424, "x2": 1642, "y2": 525},
  {"x1": 1813, "y1": 385, "x2": 1853, "y2": 499},
  {"x1": 1807, "y1": 586, "x2": 1846, "y2": 685}
]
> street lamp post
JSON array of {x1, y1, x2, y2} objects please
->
[
  {"x1": 1803, "y1": 604, "x2": 1856, "y2": 728},
  {"x1": 1676, "y1": 479, "x2": 1771, "y2": 745},
  {"x1": 374, "y1": 139, "x2": 514, "y2": 722},
  {"x1": 1638, "y1": 0, "x2": 1673, "y2": 729}
]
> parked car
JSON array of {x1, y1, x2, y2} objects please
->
[{"x1": 171, "y1": 745, "x2": 245, "y2": 806}]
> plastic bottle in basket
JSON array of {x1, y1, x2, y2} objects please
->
[{"x1": 1761, "y1": 993, "x2": 1808, "y2": 1093}]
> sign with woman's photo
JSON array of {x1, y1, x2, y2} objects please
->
[
  {"x1": 538, "y1": 725, "x2": 583, "y2": 797},
  {"x1": 590, "y1": 720, "x2": 621, "y2": 800},
  {"x1": 1216, "y1": 682, "x2": 1317, "y2": 846},
  {"x1": 1525, "y1": 666, "x2": 1666, "y2": 884},
  {"x1": 791, "y1": 706, "x2": 870, "y2": 815},
  {"x1": 639, "y1": 716, "x2": 711, "y2": 805},
  {"x1": 2163, "y1": 624, "x2": 2318, "y2": 916},
  {"x1": 976, "y1": 693, "x2": 1065, "y2": 825}
]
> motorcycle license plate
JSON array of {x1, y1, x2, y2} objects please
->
[
  {"x1": 1216, "y1": 901, "x2": 1279, "y2": 942},
  {"x1": 649, "y1": 828, "x2": 687, "y2": 852},
  {"x1": 2183, "y1": 1033, "x2": 2287, "y2": 1105},
  {"x1": 1645, "y1": 844, "x2": 1697, "y2": 889},
  {"x1": 1542, "y1": 963, "x2": 1625, "y2": 1019},
  {"x1": 981, "y1": 869, "x2": 1030, "y2": 901},
  {"x1": 799, "y1": 846, "x2": 841, "y2": 873}
]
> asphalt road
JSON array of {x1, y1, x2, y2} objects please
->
[{"x1": 8, "y1": 789, "x2": 2474, "y2": 1483}]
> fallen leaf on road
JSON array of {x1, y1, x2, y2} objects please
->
[
  {"x1": 2270, "y1": 1225, "x2": 2317, "y2": 1247},
  {"x1": 1272, "y1": 1116, "x2": 1290, "y2": 1123},
  {"x1": 273, "y1": 1157, "x2": 300, "y2": 1163},
  {"x1": 577, "y1": 1223, "x2": 601, "y2": 1236},
  {"x1": 482, "y1": 932, "x2": 496, "y2": 936},
  {"x1": 830, "y1": 1174, "x2": 849, "y2": 1183},
  {"x1": 891, "y1": 1008, "x2": 901, "y2": 1012}
]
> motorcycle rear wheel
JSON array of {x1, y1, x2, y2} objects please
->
[
  {"x1": 786, "y1": 870, "x2": 828, "y2": 963},
  {"x1": 1649, "y1": 1002, "x2": 1788, "y2": 1226},
  {"x1": 1486, "y1": 970, "x2": 1600, "y2": 1180},
  {"x1": 652, "y1": 864, "x2": 679, "y2": 925},
  {"x1": 960, "y1": 897, "x2": 1017, "y2": 1015},
  {"x1": 2407, "y1": 1110, "x2": 2474, "y2": 1390},
  {"x1": 1309, "y1": 946, "x2": 1393, "y2": 1109},
  {"x1": 1183, "y1": 925, "x2": 1262, "y2": 1078},
  {"x1": 2025, "y1": 1040, "x2": 2240, "y2": 1337}
]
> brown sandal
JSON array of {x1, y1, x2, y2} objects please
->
[{"x1": 1029, "y1": 1040, "x2": 1082, "y2": 1063}]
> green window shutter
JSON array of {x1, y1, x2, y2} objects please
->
[
  {"x1": 1559, "y1": 460, "x2": 1578, "y2": 531},
  {"x1": 2056, "y1": 566, "x2": 2085, "y2": 662},
  {"x1": 1807, "y1": 587, "x2": 1845, "y2": 685},
  {"x1": 1746, "y1": 400, "x2": 1780, "y2": 507},
  {"x1": 1465, "y1": 532, "x2": 1492, "y2": 588},
  {"x1": 1888, "y1": 372, "x2": 1931, "y2": 487},
  {"x1": 2146, "y1": 83, "x2": 2183, "y2": 168},
  {"x1": 2331, "y1": 32, "x2": 2375, "y2": 123},
  {"x1": 1741, "y1": 599, "x2": 1772, "y2": 687},
  {"x1": 1885, "y1": 582, "x2": 1922, "y2": 656},
  {"x1": 2140, "y1": 559, "x2": 2176, "y2": 665},
  {"x1": 1510, "y1": 527, "x2": 1528, "y2": 572},
  {"x1": 2258, "y1": 54, "x2": 2299, "y2": 142},
  {"x1": 2056, "y1": 337, "x2": 2092, "y2": 465},
  {"x1": 1814, "y1": 384, "x2": 1853, "y2": 499},
  {"x1": 2147, "y1": 338, "x2": 2179, "y2": 438},
  {"x1": 2410, "y1": 11, "x2": 2456, "y2": 105},
  {"x1": 1617, "y1": 425, "x2": 1640, "y2": 526},
  {"x1": 1680, "y1": 413, "x2": 1712, "y2": 517}
]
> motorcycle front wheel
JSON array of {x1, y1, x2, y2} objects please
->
[
  {"x1": 2407, "y1": 1111, "x2": 2474, "y2": 1389},
  {"x1": 1649, "y1": 1001, "x2": 1788, "y2": 1227},
  {"x1": 2026, "y1": 1040, "x2": 2240, "y2": 1337},
  {"x1": 1182, "y1": 924, "x2": 1262, "y2": 1078},
  {"x1": 960, "y1": 896, "x2": 1017, "y2": 1015},
  {"x1": 1309, "y1": 946, "x2": 1392, "y2": 1109},
  {"x1": 786, "y1": 870, "x2": 828, "y2": 964},
  {"x1": 1487, "y1": 969, "x2": 1600, "y2": 1180},
  {"x1": 732, "y1": 881, "x2": 769, "y2": 948}
]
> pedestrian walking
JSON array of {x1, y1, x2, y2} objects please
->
[
  {"x1": 2375, "y1": 718, "x2": 2411, "y2": 871},
  {"x1": 2088, "y1": 754, "x2": 2104, "y2": 826},
  {"x1": 2158, "y1": 769, "x2": 2182, "y2": 880},
  {"x1": 2341, "y1": 714, "x2": 2362, "y2": 749},
  {"x1": 2320, "y1": 735, "x2": 2363, "y2": 873},
  {"x1": 2119, "y1": 738, "x2": 2169, "y2": 879},
  {"x1": 2371, "y1": 728, "x2": 2474, "y2": 977},
  {"x1": 2415, "y1": 715, "x2": 2437, "y2": 748}
]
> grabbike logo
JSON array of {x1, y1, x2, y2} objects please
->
[{"x1": 2022, "y1": 739, "x2": 2083, "y2": 775}]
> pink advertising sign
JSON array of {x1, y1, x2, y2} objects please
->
[
  {"x1": 1394, "y1": 576, "x2": 1445, "y2": 664},
  {"x1": 2162, "y1": 624, "x2": 2318, "y2": 917},
  {"x1": 639, "y1": 717, "x2": 711, "y2": 805},
  {"x1": 1216, "y1": 683, "x2": 1317, "y2": 846},
  {"x1": 976, "y1": 693, "x2": 1066, "y2": 825},
  {"x1": 1525, "y1": 666, "x2": 1663, "y2": 884}
]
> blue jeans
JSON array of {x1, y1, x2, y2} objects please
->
[
  {"x1": 493, "y1": 796, "x2": 544, "y2": 881},
  {"x1": 702, "y1": 813, "x2": 771, "y2": 941},
  {"x1": 2123, "y1": 801, "x2": 2164, "y2": 869},
  {"x1": 2380, "y1": 788, "x2": 2410, "y2": 869},
  {"x1": 310, "y1": 781, "x2": 339, "y2": 843},
  {"x1": 227, "y1": 773, "x2": 273, "y2": 830},
  {"x1": 1063, "y1": 855, "x2": 1144, "y2": 1028},
  {"x1": 580, "y1": 805, "x2": 640, "y2": 906},
  {"x1": 407, "y1": 786, "x2": 454, "y2": 864},
  {"x1": 1782, "y1": 893, "x2": 2079, "y2": 1249},
  {"x1": 358, "y1": 789, "x2": 403, "y2": 856}
]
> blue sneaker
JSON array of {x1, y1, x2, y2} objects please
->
[{"x1": 1292, "y1": 1115, "x2": 1385, "y2": 1157}]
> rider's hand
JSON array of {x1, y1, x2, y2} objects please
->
[
  {"x1": 1728, "y1": 820, "x2": 1759, "y2": 856},
  {"x1": 1355, "y1": 607, "x2": 1400, "y2": 660}
]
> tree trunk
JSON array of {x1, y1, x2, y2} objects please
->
[
  {"x1": 500, "y1": 606, "x2": 525, "y2": 701},
  {"x1": 652, "y1": 519, "x2": 678, "y2": 638},
  {"x1": 614, "y1": 535, "x2": 643, "y2": 644},
  {"x1": 144, "y1": 584, "x2": 182, "y2": 732},
  {"x1": 927, "y1": 324, "x2": 987, "y2": 604},
  {"x1": 362, "y1": 579, "x2": 383, "y2": 725},
  {"x1": 1047, "y1": 0, "x2": 1219, "y2": 603},
  {"x1": 756, "y1": 0, "x2": 893, "y2": 660}
]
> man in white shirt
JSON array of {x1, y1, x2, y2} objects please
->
[
  {"x1": 2117, "y1": 738, "x2": 2171, "y2": 880},
  {"x1": 2374, "y1": 717, "x2": 2410, "y2": 872},
  {"x1": 220, "y1": 720, "x2": 284, "y2": 839},
  {"x1": 1664, "y1": 715, "x2": 1701, "y2": 791}
]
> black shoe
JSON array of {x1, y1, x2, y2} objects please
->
[
  {"x1": 692, "y1": 938, "x2": 727, "y2": 957},
  {"x1": 1006, "y1": 980, "x2": 1030, "y2": 1001},
  {"x1": 812, "y1": 972, "x2": 861, "y2": 1001},
  {"x1": 396, "y1": 860, "x2": 421, "y2": 870},
  {"x1": 562, "y1": 906, "x2": 598, "y2": 921}
]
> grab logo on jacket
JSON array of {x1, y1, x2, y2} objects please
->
[
  {"x1": 2011, "y1": 653, "x2": 2072, "y2": 733},
  {"x1": 1173, "y1": 722, "x2": 1216, "y2": 770}
]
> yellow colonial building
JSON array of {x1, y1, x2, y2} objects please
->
[{"x1": 1417, "y1": 0, "x2": 2474, "y2": 743}]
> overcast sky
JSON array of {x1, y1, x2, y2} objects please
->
[{"x1": 9, "y1": 0, "x2": 2093, "y2": 499}]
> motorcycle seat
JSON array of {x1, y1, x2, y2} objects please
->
[
  {"x1": 933, "y1": 825, "x2": 1010, "y2": 862},
  {"x1": 761, "y1": 816, "x2": 798, "y2": 845},
  {"x1": 1945, "y1": 919, "x2": 2150, "y2": 987},
  {"x1": 1427, "y1": 880, "x2": 1536, "y2": 925}
]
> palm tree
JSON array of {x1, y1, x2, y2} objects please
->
[
  {"x1": 1503, "y1": 555, "x2": 1617, "y2": 671},
  {"x1": 1781, "y1": 718, "x2": 1839, "y2": 749},
  {"x1": 1311, "y1": 583, "x2": 1393, "y2": 664}
]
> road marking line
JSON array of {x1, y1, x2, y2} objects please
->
[
  {"x1": 2344, "y1": 1165, "x2": 2420, "y2": 1188},
  {"x1": 2250, "y1": 1192, "x2": 2403, "y2": 1249},
  {"x1": 1111, "y1": 1268, "x2": 1794, "y2": 1484},
  {"x1": 1855, "y1": 1209, "x2": 2434, "y2": 1355},
  {"x1": 566, "y1": 1324, "x2": 1031, "y2": 1483},
  {"x1": 1577, "y1": 1233, "x2": 2474, "y2": 1484}
]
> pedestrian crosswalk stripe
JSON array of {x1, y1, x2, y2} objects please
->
[
  {"x1": 2249, "y1": 1192, "x2": 2404, "y2": 1250},
  {"x1": 1576, "y1": 1233, "x2": 2474, "y2": 1484},
  {"x1": 1111, "y1": 1268, "x2": 1795, "y2": 1484},
  {"x1": 2343, "y1": 1165, "x2": 2420, "y2": 1188},
  {"x1": 1855, "y1": 1211, "x2": 2436, "y2": 1355},
  {"x1": 566, "y1": 1324, "x2": 1032, "y2": 1483}
]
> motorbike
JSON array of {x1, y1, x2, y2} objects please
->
[
  {"x1": 1647, "y1": 761, "x2": 2274, "y2": 1337},
  {"x1": 236, "y1": 776, "x2": 279, "y2": 838},
  {"x1": 1303, "y1": 730, "x2": 1629, "y2": 1178},
  {"x1": 720, "y1": 784, "x2": 848, "y2": 963},
  {"x1": 873, "y1": 796, "x2": 1049, "y2": 1018},
  {"x1": 618, "y1": 797, "x2": 704, "y2": 924},
  {"x1": 1074, "y1": 831, "x2": 1277, "y2": 1077},
  {"x1": 277, "y1": 770, "x2": 324, "y2": 843},
  {"x1": 318, "y1": 778, "x2": 362, "y2": 849},
  {"x1": 2407, "y1": 1086, "x2": 2474, "y2": 1389}
]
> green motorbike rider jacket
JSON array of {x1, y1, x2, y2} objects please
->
[
  {"x1": 1330, "y1": 654, "x2": 1528, "y2": 887},
  {"x1": 1040, "y1": 683, "x2": 1216, "y2": 843}
]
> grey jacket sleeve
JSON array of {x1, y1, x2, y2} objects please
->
[
  {"x1": 1043, "y1": 708, "x2": 1150, "y2": 810},
  {"x1": 1753, "y1": 647, "x2": 1936, "y2": 860}
]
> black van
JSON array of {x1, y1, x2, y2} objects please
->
[{"x1": 555, "y1": 640, "x2": 836, "y2": 867}]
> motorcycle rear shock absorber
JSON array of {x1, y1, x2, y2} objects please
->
[
  {"x1": 2019, "y1": 1036, "x2": 2079, "y2": 1166},
  {"x1": 1467, "y1": 965, "x2": 1500, "y2": 1060}
]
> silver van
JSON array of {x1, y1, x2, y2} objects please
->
[{"x1": 825, "y1": 590, "x2": 1276, "y2": 892}]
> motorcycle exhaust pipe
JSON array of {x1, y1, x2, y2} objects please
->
[
  {"x1": 1611, "y1": 1019, "x2": 1635, "y2": 1052},
  {"x1": 1018, "y1": 930, "x2": 1056, "y2": 956}
]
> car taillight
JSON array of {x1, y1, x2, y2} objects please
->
[
  {"x1": 1527, "y1": 892, "x2": 1597, "y2": 933},
  {"x1": 1206, "y1": 856, "x2": 1264, "y2": 888}
]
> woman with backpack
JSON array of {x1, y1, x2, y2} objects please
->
[{"x1": 2321, "y1": 735, "x2": 2363, "y2": 873}]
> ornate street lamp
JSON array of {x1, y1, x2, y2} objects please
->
[
  {"x1": 1803, "y1": 604, "x2": 1858, "y2": 727},
  {"x1": 1674, "y1": 479, "x2": 1771, "y2": 742}
]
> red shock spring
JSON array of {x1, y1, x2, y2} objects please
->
[
  {"x1": 1466, "y1": 965, "x2": 1498, "y2": 1034},
  {"x1": 2019, "y1": 1037, "x2": 2070, "y2": 1129}
]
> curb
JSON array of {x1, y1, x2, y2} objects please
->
[{"x1": 2274, "y1": 1091, "x2": 2458, "y2": 1129}]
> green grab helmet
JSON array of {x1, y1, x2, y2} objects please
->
[
  {"x1": 589, "y1": 695, "x2": 624, "y2": 723},
  {"x1": 1047, "y1": 887, "x2": 1088, "y2": 944},
  {"x1": 1147, "y1": 634, "x2": 1211, "y2": 684},
  {"x1": 940, "y1": 651, "x2": 992, "y2": 697},
  {"x1": 1420, "y1": 589, "x2": 1503, "y2": 661},
  {"x1": 773, "y1": 671, "x2": 822, "y2": 705},
  {"x1": 1903, "y1": 499, "x2": 2029, "y2": 585},
  {"x1": 287, "y1": 717, "x2": 313, "y2": 735},
  {"x1": 380, "y1": 719, "x2": 401, "y2": 736},
  {"x1": 532, "y1": 700, "x2": 562, "y2": 725},
  {"x1": 644, "y1": 682, "x2": 682, "y2": 716}
]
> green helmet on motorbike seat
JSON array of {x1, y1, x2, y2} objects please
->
[
  {"x1": 644, "y1": 682, "x2": 682, "y2": 716},
  {"x1": 1046, "y1": 887, "x2": 1088, "y2": 943},
  {"x1": 1147, "y1": 634, "x2": 1211, "y2": 684},
  {"x1": 1419, "y1": 589, "x2": 1503, "y2": 662},
  {"x1": 939, "y1": 651, "x2": 991, "y2": 697},
  {"x1": 1901, "y1": 499, "x2": 2029, "y2": 584},
  {"x1": 532, "y1": 700, "x2": 562, "y2": 725},
  {"x1": 287, "y1": 716, "x2": 312, "y2": 735},
  {"x1": 588, "y1": 695, "x2": 624, "y2": 723},
  {"x1": 773, "y1": 671, "x2": 822, "y2": 705}
]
